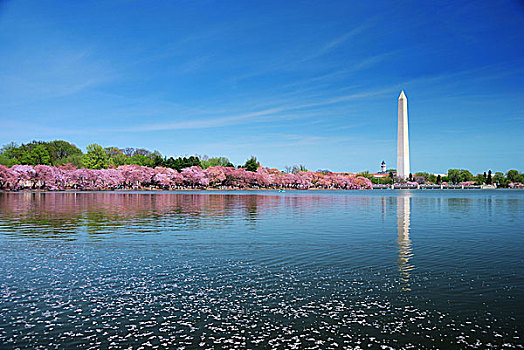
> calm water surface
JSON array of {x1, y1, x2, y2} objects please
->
[{"x1": 0, "y1": 190, "x2": 523, "y2": 349}]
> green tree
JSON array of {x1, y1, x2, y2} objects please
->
[
  {"x1": 45, "y1": 140, "x2": 82, "y2": 164},
  {"x1": 106, "y1": 147, "x2": 128, "y2": 167},
  {"x1": 56, "y1": 154, "x2": 84, "y2": 168},
  {"x1": 459, "y1": 169, "x2": 474, "y2": 182},
  {"x1": 164, "y1": 156, "x2": 176, "y2": 169},
  {"x1": 18, "y1": 151, "x2": 35, "y2": 165},
  {"x1": 359, "y1": 171, "x2": 373, "y2": 179},
  {"x1": 188, "y1": 156, "x2": 201, "y2": 168},
  {"x1": 447, "y1": 169, "x2": 473, "y2": 184},
  {"x1": 506, "y1": 169, "x2": 519, "y2": 183},
  {"x1": 130, "y1": 154, "x2": 154, "y2": 167},
  {"x1": 0, "y1": 153, "x2": 16, "y2": 166},
  {"x1": 474, "y1": 174, "x2": 485, "y2": 185},
  {"x1": 487, "y1": 170, "x2": 492, "y2": 185},
  {"x1": 152, "y1": 151, "x2": 164, "y2": 167},
  {"x1": 31, "y1": 144, "x2": 51, "y2": 165},
  {"x1": 0, "y1": 142, "x2": 19, "y2": 166},
  {"x1": 493, "y1": 172, "x2": 507, "y2": 187},
  {"x1": 201, "y1": 156, "x2": 234, "y2": 169},
  {"x1": 83, "y1": 144, "x2": 109, "y2": 169},
  {"x1": 448, "y1": 169, "x2": 460, "y2": 184},
  {"x1": 244, "y1": 156, "x2": 260, "y2": 172},
  {"x1": 436, "y1": 175, "x2": 442, "y2": 185},
  {"x1": 163, "y1": 156, "x2": 201, "y2": 171},
  {"x1": 414, "y1": 172, "x2": 429, "y2": 179}
]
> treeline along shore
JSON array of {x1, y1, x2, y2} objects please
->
[
  {"x1": 0, "y1": 140, "x2": 375, "y2": 191},
  {"x1": 0, "y1": 165, "x2": 373, "y2": 191},
  {"x1": 1, "y1": 140, "x2": 523, "y2": 191}
]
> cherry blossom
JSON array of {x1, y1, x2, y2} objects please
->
[{"x1": 0, "y1": 165, "x2": 374, "y2": 191}]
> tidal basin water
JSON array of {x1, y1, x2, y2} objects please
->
[{"x1": 0, "y1": 191, "x2": 523, "y2": 349}]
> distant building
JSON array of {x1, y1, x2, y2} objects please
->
[
  {"x1": 371, "y1": 173, "x2": 388, "y2": 178},
  {"x1": 380, "y1": 161, "x2": 386, "y2": 173}
]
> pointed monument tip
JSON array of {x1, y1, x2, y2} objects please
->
[{"x1": 399, "y1": 90, "x2": 406, "y2": 99}]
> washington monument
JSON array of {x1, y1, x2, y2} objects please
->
[{"x1": 397, "y1": 91, "x2": 410, "y2": 179}]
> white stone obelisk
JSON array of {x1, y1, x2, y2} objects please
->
[{"x1": 397, "y1": 91, "x2": 410, "y2": 179}]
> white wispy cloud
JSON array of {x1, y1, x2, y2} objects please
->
[
  {"x1": 123, "y1": 107, "x2": 285, "y2": 132},
  {"x1": 229, "y1": 23, "x2": 371, "y2": 84},
  {"x1": 121, "y1": 85, "x2": 396, "y2": 132},
  {"x1": 0, "y1": 48, "x2": 117, "y2": 106},
  {"x1": 301, "y1": 24, "x2": 370, "y2": 62},
  {"x1": 192, "y1": 133, "x2": 353, "y2": 152},
  {"x1": 277, "y1": 50, "x2": 400, "y2": 92},
  {"x1": 118, "y1": 62, "x2": 512, "y2": 134}
]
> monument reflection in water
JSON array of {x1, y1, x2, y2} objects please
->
[{"x1": 396, "y1": 193, "x2": 414, "y2": 291}]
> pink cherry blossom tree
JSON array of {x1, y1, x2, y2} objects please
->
[
  {"x1": 0, "y1": 163, "x2": 376, "y2": 191},
  {"x1": 182, "y1": 166, "x2": 208, "y2": 188},
  {"x1": 35, "y1": 165, "x2": 64, "y2": 190},
  {"x1": 205, "y1": 166, "x2": 227, "y2": 187},
  {"x1": 0, "y1": 165, "x2": 16, "y2": 189},
  {"x1": 71, "y1": 168, "x2": 96, "y2": 190},
  {"x1": 10, "y1": 165, "x2": 37, "y2": 189}
]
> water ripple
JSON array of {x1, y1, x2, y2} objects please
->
[{"x1": 0, "y1": 191, "x2": 523, "y2": 348}]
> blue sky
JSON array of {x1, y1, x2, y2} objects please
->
[{"x1": 1, "y1": 0, "x2": 523, "y2": 173}]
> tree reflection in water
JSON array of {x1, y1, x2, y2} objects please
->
[{"x1": 0, "y1": 192, "x2": 365, "y2": 239}]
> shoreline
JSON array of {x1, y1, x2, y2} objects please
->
[
  {"x1": 1, "y1": 187, "x2": 521, "y2": 193},
  {"x1": 0, "y1": 188, "x2": 368, "y2": 193}
]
